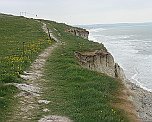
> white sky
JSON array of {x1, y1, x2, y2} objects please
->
[{"x1": 0, "y1": 0, "x2": 152, "y2": 25}]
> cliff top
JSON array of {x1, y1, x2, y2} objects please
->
[
  {"x1": 75, "y1": 49, "x2": 109, "y2": 56},
  {"x1": 0, "y1": 13, "x2": 138, "y2": 122}
]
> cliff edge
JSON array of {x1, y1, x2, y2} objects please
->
[
  {"x1": 66, "y1": 27, "x2": 125, "y2": 80},
  {"x1": 71, "y1": 27, "x2": 139, "y2": 122},
  {"x1": 66, "y1": 28, "x2": 89, "y2": 39},
  {"x1": 75, "y1": 50, "x2": 125, "y2": 80}
]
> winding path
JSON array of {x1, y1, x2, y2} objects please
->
[{"x1": 10, "y1": 21, "x2": 71, "y2": 122}]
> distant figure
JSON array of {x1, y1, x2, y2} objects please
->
[{"x1": 36, "y1": 15, "x2": 38, "y2": 17}]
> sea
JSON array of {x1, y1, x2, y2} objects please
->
[{"x1": 82, "y1": 23, "x2": 152, "y2": 92}]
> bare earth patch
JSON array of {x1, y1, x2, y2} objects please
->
[{"x1": 38, "y1": 115, "x2": 72, "y2": 122}]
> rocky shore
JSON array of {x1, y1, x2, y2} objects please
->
[{"x1": 124, "y1": 79, "x2": 152, "y2": 122}]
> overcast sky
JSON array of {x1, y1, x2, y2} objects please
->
[{"x1": 0, "y1": 0, "x2": 152, "y2": 25}]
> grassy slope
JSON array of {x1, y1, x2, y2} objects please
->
[
  {"x1": 0, "y1": 14, "x2": 51, "y2": 121},
  {"x1": 0, "y1": 14, "x2": 132, "y2": 121},
  {"x1": 40, "y1": 20, "x2": 130, "y2": 122}
]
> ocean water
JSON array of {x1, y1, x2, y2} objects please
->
[{"x1": 86, "y1": 23, "x2": 152, "y2": 92}]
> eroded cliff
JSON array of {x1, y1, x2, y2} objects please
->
[
  {"x1": 66, "y1": 27, "x2": 126, "y2": 80},
  {"x1": 66, "y1": 28, "x2": 89, "y2": 39},
  {"x1": 75, "y1": 50, "x2": 125, "y2": 80}
]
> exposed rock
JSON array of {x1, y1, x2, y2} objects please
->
[
  {"x1": 125, "y1": 80, "x2": 152, "y2": 121},
  {"x1": 66, "y1": 28, "x2": 89, "y2": 39},
  {"x1": 13, "y1": 83, "x2": 40, "y2": 97},
  {"x1": 38, "y1": 115, "x2": 72, "y2": 122},
  {"x1": 38, "y1": 100, "x2": 50, "y2": 104},
  {"x1": 43, "y1": 108, "x2": 50, "y2": 112},
  {"x1": 75, "y1": 50, "x2": 125, "y2": 80}
]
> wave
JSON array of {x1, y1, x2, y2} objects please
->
[
  {"x1": 131, "y1": 67, "x2": 152, "y2": 92},
  {"x1": 88, "y1": 28, "x2": 107, "y2": 32},
  {"x1": 88, "y1": 28, "x2": 152, "y2": 93}
]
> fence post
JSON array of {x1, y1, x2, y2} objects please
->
[
  {"x1": 47, "y1": 27, "x2": 52, "y2": 40},
  {"x1": 23, "y1": 42, "x2": 25, "y2": 57}
]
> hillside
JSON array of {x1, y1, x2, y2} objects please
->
[
  {"x1": 0, "y1": 13, "x2": 52, "y2": 121},
  {"x1": 0, "y1": 14, "x2": 137, "y2": 122}
]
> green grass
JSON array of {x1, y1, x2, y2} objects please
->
[
  {"x1": 0, "y1": 14, "x2": 52, "y2": 121},
  {"x1": 0, "y1": 85, "x2": 19, "y2": 121},
  {"x1": 39, "y1": 20, "x2": 130, "y2": 122},
  {"x1": 0, "y1": 14, "x2": 52, "y2": 83},
  {"x1": 0, "y1": 14, "x2": 131, "y2": 121}
]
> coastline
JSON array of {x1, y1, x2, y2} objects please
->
[
  {"x1": 88, "y1": 31, "x2": 152, "y2": 122},
  {"x1": 125, "y1": 79, "x2": 152, "y2": 121}
]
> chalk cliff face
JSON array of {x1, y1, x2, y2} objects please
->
[
  {"x1": 66, "y1": 28, "x2": 89, "y2": 39},
  {"x1": 75, "y1": 50, "x2": 125, "y2": 80}
]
